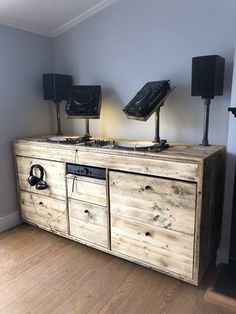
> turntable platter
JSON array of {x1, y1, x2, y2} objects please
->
[
  {"x1": 47, "y1": 136, "x2": 84, "y2": 144},
  {"x1": 134, "y1": 88, "x2": 151, "y2": 105},
  {"x1": 116, "y1": 142, "x2": 154, "y2": 150},
  {"x1": 74, "y1": 91, "x2": 93, "y2": 105}
]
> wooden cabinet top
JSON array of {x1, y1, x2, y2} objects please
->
[{"x1": 14, "y1": 136, "x2": 225, "y2": 164}]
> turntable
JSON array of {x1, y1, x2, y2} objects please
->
[
  {"x1": 65, "y1": 85, "x2": 102, "y2": 137},
  {"x1": 46, "y1": 136, "x2": 89, "y2": 144},
  {"x1": 123, "y1": 80, "x2": 174, "y2": 146},
  {"x1": 65, "y1": 85, "x2": 101, "y2": 118},
  {"x1": 111, "y1": 140, "x2": 169, "y2": 152}
]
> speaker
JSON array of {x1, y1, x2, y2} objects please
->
[
  {"x1": 43, "y1": 73, "x2": 72, "y2": 102},
  {"x1": 28, "y1": 164, "x2": 48, "y2": 190},
  {"x1": 191, "y1": 55, "x2": 225, "y2": 99}
]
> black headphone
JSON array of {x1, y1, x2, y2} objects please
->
[{"x1": 27, "y1": 164, "x2": 48, "y2": 190}]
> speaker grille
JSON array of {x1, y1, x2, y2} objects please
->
[
  {"x1": 191, "y1": 55, "x2": 225, "y2": 99},
  {"x1": 43, "y1": 73, "x2": 72, "y2": 102}
]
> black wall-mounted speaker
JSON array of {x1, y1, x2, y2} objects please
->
[
  {"x1": 191, "y1": 55, "x2": 225, "y2": 99},
  {"x1": 43, "y1": 73, "x2": 72, "y2": 102}
]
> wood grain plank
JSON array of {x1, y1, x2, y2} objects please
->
[
  {"x1": 69, "y1": 199, "x2": 108, "y2": 248},
  {"x1": 111, "y1": 215, "x2": 194, "y2": 278},
  {"x1": 19, "y1": 191, "x2": 68, "y2": 234},
  {"x1": 67, "y1": 175, "x2": 106, "y2": 206},
  {"x1": 109, "y1": 170, "x2": 196, "y2": 235},
  {"x1": 0, "y1": 225, "x2": 230, "y2": 314},
  {"x1": 16, "y1": 156, "x2": 66, "y2": 201},
  {"x1": 14, "y1": 142, "x2": 200, "y2": 181}
]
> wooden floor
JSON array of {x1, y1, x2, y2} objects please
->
[{"x1": 0, "y1": 224, "x2": 234, "y2": 314}]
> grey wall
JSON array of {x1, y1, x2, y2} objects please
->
[
  {"x1": 54, "y1": 0, "x2": 236, "y2": 144},
  {"x1": 0, "y1": 25, "x2": 53, "y2": 220}
]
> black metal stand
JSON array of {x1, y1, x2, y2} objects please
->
[
  {"x1": 154, "y1": 108, "x2": 161, "y2": 143},
  {"x1": 84, "y1": 118, "x2": 91, "y2": 138},
  {"x1": 55, "y1": 102, "x2": 63, "y2": 136},
  {"x1": 201, "y1": 98, "x2": 211, "y2": 146},
  {"x1": 228, "y1": 107, "x2": 236, "y2": 118}
]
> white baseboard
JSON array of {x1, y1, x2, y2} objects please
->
[{"x1": 0, "y1": 210, "x2": 21, "y2": 233}]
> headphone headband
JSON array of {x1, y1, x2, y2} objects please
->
[{"x1": 29, "y1": 164, "x2": 44, "y2": 181}]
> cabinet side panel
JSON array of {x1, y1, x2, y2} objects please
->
[{"x1": 198, "y1": 148, "x2": 226, "y2": 281}]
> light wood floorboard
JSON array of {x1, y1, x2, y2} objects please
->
[{"x1": 0, "y1": 224, "x2": 234, "y2": 314}]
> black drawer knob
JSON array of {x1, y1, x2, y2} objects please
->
[
  {"x1": 145, "y1": 232, "x2": 151, "y2": 237},
  {"x1": 84, "y1": 209, "x2": 89, "y2": 214},
  {"x1": 145, "y1": 185, "x2": 151, "y2": 190},
  {"x1": 39, "y1": 202, "x2": 43, "y2": 206}
]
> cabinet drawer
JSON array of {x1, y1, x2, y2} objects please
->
[
  {"x1": 20, "y1": 191, "x2": 68, "y2": 234},
  {"x1": 16, "y1": 157, "x2": 66, "y2": 200},
  {"x1": 69, "y1": 199, "x2": 109, "y2": 248},
  {"x1": 111, "y1": 215, "x2": 194, "y2": 279},
  {"x1": 109, "y1": 171, "x2": 196, "y2": 235},
  {"x1": 67, "y1": 175, "x2": 106, "y2": 207}
]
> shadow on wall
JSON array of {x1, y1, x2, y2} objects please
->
[
  {"x1": 100, "y1": 87, "x2": 160, "y2": 140},
  {"x1": 100, "y1": 87, "x2": 127, "y2": 137}
]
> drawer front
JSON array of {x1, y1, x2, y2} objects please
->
[
  {"x1": 20, "y1": 191, "x2": 68, "y2": 234},
  {"x1": 16, "y1": 157, "x2": 66, "y2": 200},
  {"x1": 14, "y1": 142, "x2": 75, "y2": 162},
  {"x1": 69, "y1": 199, "x2": 109, "y2": 248},
  {"x1": 111, "y1": 215, "x2": 194, "y2": 279},
  {"x1": 77, "y1": 151, "x2": 199, "y2": 181},
  {"x1": 67, "y1": 175, "x2": 106, "y2": 207},
  {"x1": 109, "y1": 171, "x2": 196, "y2": 235}
]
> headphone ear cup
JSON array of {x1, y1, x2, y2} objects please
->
[
  {"x1": 28, "y1": 175, "x2": 40, "y2": 186},
  {"x1": 36, "y1": 180, "x2": 48, "y2": 190}
]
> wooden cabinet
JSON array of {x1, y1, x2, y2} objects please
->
[
  {"x1": 19, "y1": 191, "x2": 67, "y2": 233},
  {"x1": 109, "y1": 171, "x2": 196, "y2": 279},
  {"x1": 67, "y1": 174, "x2": 106, "y2": 206},
  {"x1": 67, "y1": 174, "x2": 109, "y2": 248},
  {"x1": 109, "y1": 171, "x2": 196, "y2": 235},
  {"x1": 69, "y1": 199, "x2": 109, "y2": 248},
  {"x1": 16, "y1": 156, "x2": 66, "y2": 201},
  {"x1": 111, "y1": 216, "x2": 194, "y2": 278},
  {"x1": 15, "y1": 156, "x2": 68, "y2": 234},
  {"x1": 14, "y1": 138, "x2": 225, "y2": 285}
]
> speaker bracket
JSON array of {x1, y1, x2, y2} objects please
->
[
  {"x1": 55, "y1": 102, "x2": 63, "y2": 136},
  {"x1": 201, "y1": 98, "x2": 211, "y2": 146},
  {"x1": 84, "y1": 118, "x2": 91, "y2": 138},
  {"x1": 228, "y1": 107, "x2": 236, "y2": 118}
]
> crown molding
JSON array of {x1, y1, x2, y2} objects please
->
[
  {"x1": 0, "y1": 0, "x2": 119, "y2": 38},
  {"x1": 52, "y1": 0, "x2": 120, "y2": 37},
  {"x1": 0, "y1": 17, "x2": 53, "y2": 38}
]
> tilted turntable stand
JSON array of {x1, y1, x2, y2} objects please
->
[{"x1": 126, "y1": 88, "x2": 175, "y2": 145}]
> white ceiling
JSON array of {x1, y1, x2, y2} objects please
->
[{"x1": 0, "y1": 0, "x2": 119, "y2": 37}]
